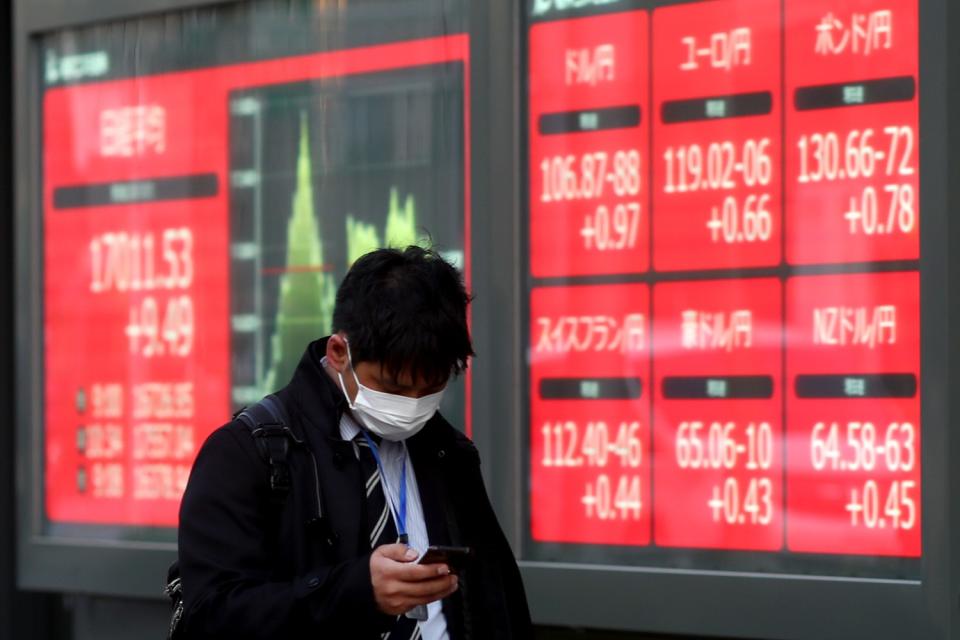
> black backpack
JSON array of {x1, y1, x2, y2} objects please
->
[{"x1": 165, "y1": 394, "x2": 295, "y2": 640}]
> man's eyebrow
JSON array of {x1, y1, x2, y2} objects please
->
[{"x1": 377, "y1": 370, "x2": 413, "y2": 389}]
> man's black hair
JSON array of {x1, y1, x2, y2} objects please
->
[{"x1": 332, "y1": 245, "x2": 475, "y2": 386}]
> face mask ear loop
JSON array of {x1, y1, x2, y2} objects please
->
[
  {"x1": 338, "y1": 338, "x2": 360, "y2": 410},
  {"x1": 337, "y1": 369, "x2": 356, "y2": 410},
  {"x1": 345, "y1": 339, "x2": 364, "y2": 390}
]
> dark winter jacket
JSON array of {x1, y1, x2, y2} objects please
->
[{"x1": 178, "y1": 338, "x2": 532, "y2": 639}]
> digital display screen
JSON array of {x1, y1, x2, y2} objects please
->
[
  {"x1": 530, "y1": 284, "x2": 650, "y2": 544},
  {"x1": 526, "y1": 0, "x2": 920, "y2": 569},
  {"x1": 785, "y1": 0, "x2": 918, "y2": 264},
  {"x1": 786, "y1": 272, "x2": 920, "y2": 556},
  {"x1": 652, "y1": 0, "x2": 782, "y2": 271},
  {"x1": 529, "y1": 11, "x2": 649, "y2": 277},
  {"x1": 653, "y1": 278, "x2": 783, "y2": 550},
  {"x1": 41, "y1": 3, "x2": 468, "y2": 530}
]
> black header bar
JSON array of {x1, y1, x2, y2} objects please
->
[
  {"x1": 661, "y1": 91, "x2": 772, "y2": 124},
  {"x1": 794, "y1": 374, "x2": 917, "y2": 399},
  {"x1": 540, "y1": 377, "x2": 643, "y2": 400},
  {"x1": 662, "y1": 376, "x2": 774, "y2": 400},
  {"x1": 53, "y1": 174, "x2": 219, "y2": 209},
  {"x1": 794, "y1": 76, "x2": 915, "y2": 111},
  {"x1": 538, "y1": 105, "x2": 641, "y2": 135}
]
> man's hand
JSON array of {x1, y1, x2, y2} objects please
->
[{"x1": 370, "y1": 544, "x2": 459, "y2": 615}]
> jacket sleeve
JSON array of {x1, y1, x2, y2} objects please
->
[
  {"x1": 452, "y1": 436, "x2": 533, "y2": 639},
  {"x1": 178, "y1": 425, "x2": 392, "y2": 639},
  {"x1": 474, "y1": 472, "x2": 534, "y2": 638}
]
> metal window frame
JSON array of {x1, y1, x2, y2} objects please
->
[
  {"x1": 503, "y1": 0, "x2": 960, "y2": 638},
  {"x1": 13, "y1": 0, "x2": 485, "y2": 599},
  {"x1": 14, "y1": 0, "x2": 239, "y2": 601}
]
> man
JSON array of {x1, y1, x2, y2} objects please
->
[{"x1": 178, "y1": 246, "x2": 531, "y2": 639}]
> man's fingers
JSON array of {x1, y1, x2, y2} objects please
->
[
  {"x1": 379, "y1": 571, "x2": 455, "y2": 600},
  {"x1": 389, "y1": 576, "x2": 459, "y2": 611},
  {"x1": 441, "y1": 578, "x2": 460, "y2": 599},
  {"x1": 397, "y1": 574, "x2": 458, "y2": 599},
  {"x1": 380, "y1": 575, "x2": 460, "y2": 614},
  {"x1": 376, "y1": 543, "x2": 419, "y2": 563},
  {"x1": 371, "y1": 546, "x2": 457, "y2": 616},
  {"x1": 374, "y1": 549, "x2": 449, "y2": 582},
  {"x1": 391, "y1": 561, "x2": 451, "y2": 582}
]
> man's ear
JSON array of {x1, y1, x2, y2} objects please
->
[{"x1": 326, "y1": 333, "x2": 349, "y2": 372}]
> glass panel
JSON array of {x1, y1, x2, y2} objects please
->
[{"x1": 41, "y1": 0, "x2": 468, "y2": 538}]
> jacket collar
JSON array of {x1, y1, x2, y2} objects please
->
[{"x1": 284, "y1": 337, "x2": 348, "y2": 443}]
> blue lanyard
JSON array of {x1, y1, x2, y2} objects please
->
[{"x1": 361, "y1": 431, "x2": 409, "y2": 545}]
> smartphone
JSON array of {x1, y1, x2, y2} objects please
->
[{"x1": 416, "y1": 545, "x2": 472, "y2": 572}]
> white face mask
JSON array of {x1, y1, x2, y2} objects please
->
[{"x1": 337, "y1": 340, "x2": 445, "y2": 441}]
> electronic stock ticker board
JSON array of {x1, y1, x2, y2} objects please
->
[{"x1": 527, "y1": 0, "x2": 920, "y2": 568}]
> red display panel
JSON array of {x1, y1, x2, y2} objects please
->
[
  {"x1": 653, "y1": 279, "x2": 783, "y2": 550},
  {"x1": 652, "y1": 0, "x2": 782, "y2": 272},
  {"x1": 786, "y1": 272, "x2": 920, "y2": 556},
  {"x1": 44, "y1": 79, "x2": 231, "y2": 526},
  {"x1": 785, "y1": 0, "x2": 919, "y2": 264},
  {"x1": 528, "y1": 11, "x2": 649, "y2": 277},
  {"x1": 530, "y1": 284, "x2": 651, "y2": 545},
  {"x1": 523, "y1": 0, "x2": 923, "y2": 564},
  {"x1": 43, "y1": 36, "x2": 470, "y2": 527}
]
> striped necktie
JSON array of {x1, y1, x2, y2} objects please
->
[{"x1": 355, "y1": 434, "x2": 421, "y2": 639}]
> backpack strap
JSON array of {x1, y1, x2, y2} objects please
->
[{"x1": 236, "y1": 394, "x2": 292, "y2": 503}]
